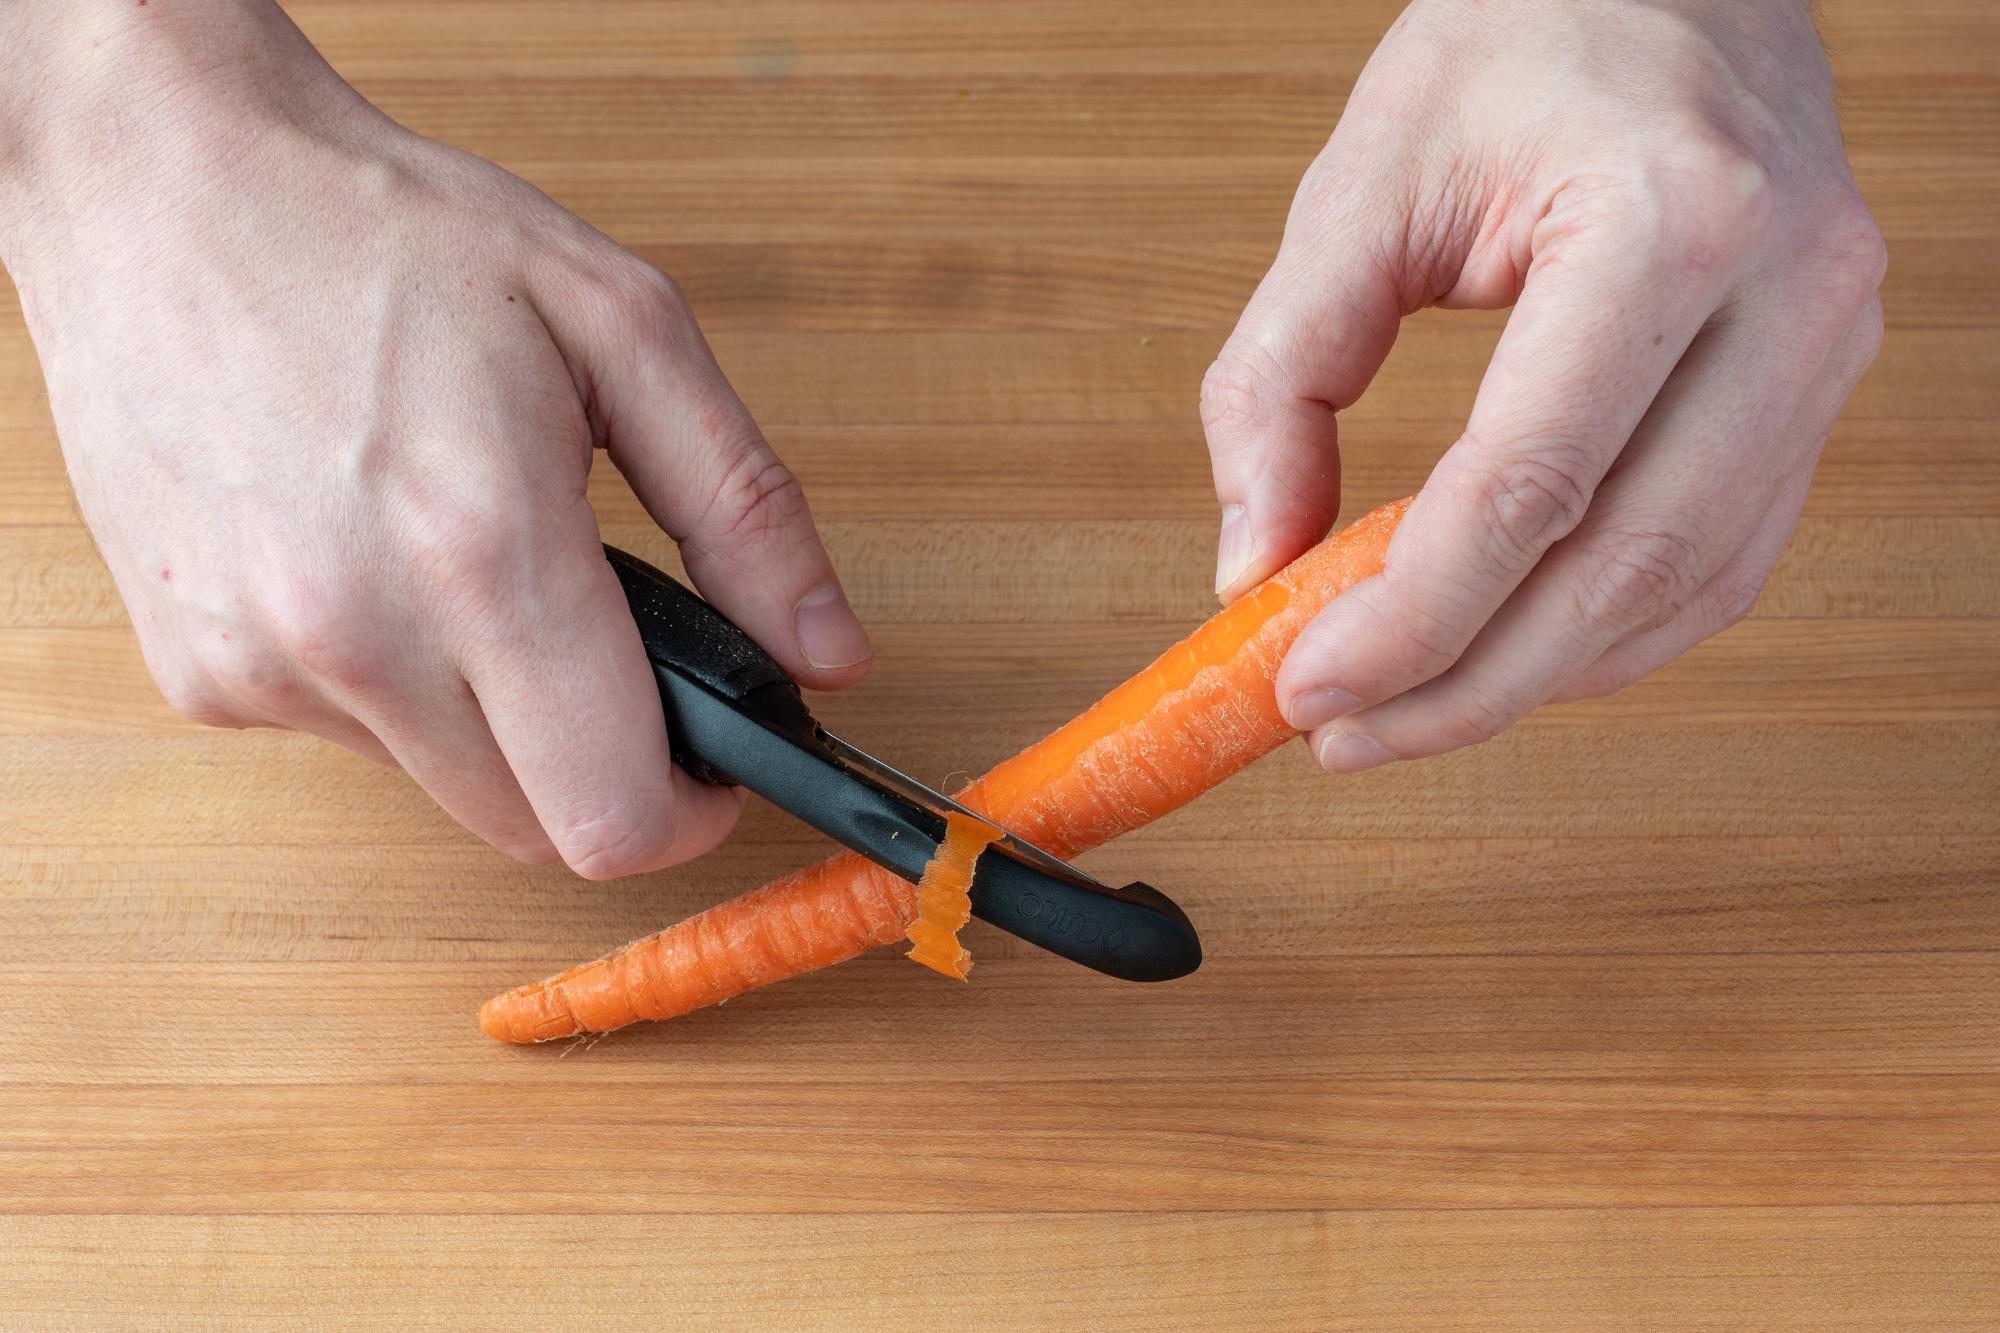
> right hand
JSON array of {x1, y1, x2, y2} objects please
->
[
  {"x1": 1200, "y1": 0, "x2": 1883, "y2": 773},
  {"x1": 0, "y1": 1, "x2": 873, "y2": 877}
]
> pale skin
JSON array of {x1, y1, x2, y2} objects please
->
[
  {"x1": 0, "y1": 0, "x2": 874, "y2": 877},
  {"x1": 1206, "y1": 0, "x2": 1885, "y2": 772},
  {"x1": 1, "y1": 0, "x2": 1881, "y2": 875}
]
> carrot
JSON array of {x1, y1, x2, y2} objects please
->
[
  {"x1": 903, "y1": 812, "x2": 1004, "y2": 980},
  {"x1": 480, "y1": 497, "x2": 1411, "y2": 1043}
]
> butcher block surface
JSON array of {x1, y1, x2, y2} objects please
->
[{"x1": 3, "y1": 1, "x2": 1997, "y2": 1326}]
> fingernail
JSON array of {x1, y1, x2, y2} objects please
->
[
  {"x1": 1285, "y1": 687, "x2": 1362, "y2": 733},
  {"x1": 794, "y1": 584, "x2": 873, "y2": 670},
  {"x1": 1315, "y1": 731, "x2": 1392, "y2": 774},
  {"x1": 1214, "y1": 505, "x2": 1255, "y2": 599}
]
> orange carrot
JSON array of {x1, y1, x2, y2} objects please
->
[{"x1": 480, "y1": 497, "x2": 1410, "y2": 1043}]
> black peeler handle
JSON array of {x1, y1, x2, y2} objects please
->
[
  {"x1": 604, "y1": 545, "x2": 1202, "y2": 983},
  {"x1": 604, "y1": 545, "x2": 821, "y2": 784}
]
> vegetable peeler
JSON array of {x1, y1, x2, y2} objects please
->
[{"x1": 606, "y1": 545, "x2": 1202, "y2": 983}]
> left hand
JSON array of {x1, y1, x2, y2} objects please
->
[{"x1": 1200, "y1": 0, "x2": 1885, "y2": 772}]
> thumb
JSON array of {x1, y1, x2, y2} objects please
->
[
  {"x1": 1201, "y1": 199, "x2": 1405, "y2": 601},
  {"x1": 546, "y1": 263, "x2": 872, "y2": 690}
]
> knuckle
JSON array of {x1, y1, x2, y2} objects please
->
[
  {"x1": 1562, "y1": 657, "x2": 1640, "y2": 704},
  {"x1": 1579, "y1": 528, "x2": 1704, "y2": 632},
  {"x1": 698, "y1": 443, "x2": 811, "y2": 552},
  {"x1": 457, "y1": 800, "x2": 563, "y2": 866},
  {"x1": 1199, "y1": 346, "x2": 1283, "y2": 443},
  {"x1": 1598, "y1": 135, "x2": 1771, "y2": 276},
  {"x1": 558, "y1": 810, "x2": 669, "y2": 881},
  {"x1": 1671, "y1": 141, "x2": 1774, "y2": 258},
  {"x1": 1288, "y1": 152, "x2": 1384, "y2": 241},
  {"x1": 1436, "y1": 681, "x2": 1521, "y2": 752},
  {"x1": 1376, "y1": 594, "x2": 1463, "y2": 684},
  {"x1": 154, "y1": 666, "x2": 239, "y2": 729},
  {"x1": 1814, "y1": 200, "x2": 1889, "y2": 306},
  {"x1": 1845, "y1": 296, "x2": 1886, "y2": 379},
  {"x1": 267, "y1": 579, "x2": 382, "y2": 692},
  {"x1": 1711, "y1": 566, "x2": 1770, "y2": 628},
  {"x1": 1460, "y1": 448, "x2": 1594, "y2": 567},
  {"x1": 1558, "y1": 665, "x2": 1618, "y2": 704},
  {"x1": 405, "y1": 495, "x2": 521, "y2": 615},
  {"x1": 204, "y1": 642, "x2": 302, "y2": 715},
  {"x1": 602, "y1": 259, "x2": 691, "y2": 346},
  {"x1": 506, "y1": 836, "x2": 564, "y2": 868}
]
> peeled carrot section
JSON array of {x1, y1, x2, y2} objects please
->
[{"x1": 903, "y1": 812, "x2": 1003, "y2": 980}]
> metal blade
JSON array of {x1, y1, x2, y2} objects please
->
[{"x1": 816, "y1": 730, "x2": 1110, "y2": 889}]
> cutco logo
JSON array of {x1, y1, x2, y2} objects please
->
[{"x1": 1018, "y1": 894, "x2": 1126, "y2": 953}]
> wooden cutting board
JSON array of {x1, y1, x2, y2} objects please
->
[{"x1": 4, "y1": 1, "x2": 1996, "y2": 1325}]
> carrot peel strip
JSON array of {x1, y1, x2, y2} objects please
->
[{"x1": 903, "y1": 812, "x2": 1003, "y2": 980}]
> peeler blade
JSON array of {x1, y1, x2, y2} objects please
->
[{"x1": 817, "y1": 733, "x2": 1098, "y2": 887}]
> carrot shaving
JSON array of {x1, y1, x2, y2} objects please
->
[{"x1": 902, "y1": 812, "x2": 1003, "y2": 980}]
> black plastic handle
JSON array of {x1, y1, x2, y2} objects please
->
[
  {"x1": 965, "y1": 857, "x2": 1201, "y2": 982},
  {"x1": 605, "y1": 545, "x2": 822, "y2": 784}
]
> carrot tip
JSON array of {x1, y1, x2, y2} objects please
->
[{"x1": 479, "y1": 982, "x2": 581, "y2": 1044}]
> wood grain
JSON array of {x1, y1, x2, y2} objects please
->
[
  {"x1": 6, "y1": 516, "x2": 1999, "y2": 626},
  {"x1": 7, "y1": 837, "x2": 1998, "y2": 963},
  {"x1": 5, "y1": 417, "x2": 2000, "y2": 521},
  {"x1": 9, "y1": 1209, "x2": 1993, "y2": 1331},
  {"x1": 1, "y1": 0, "x2": 1995, "y2": 1326}
]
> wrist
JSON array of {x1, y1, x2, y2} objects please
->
[{"x1": 0, "y1": 0, "x2": 375, "y2": 265}]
